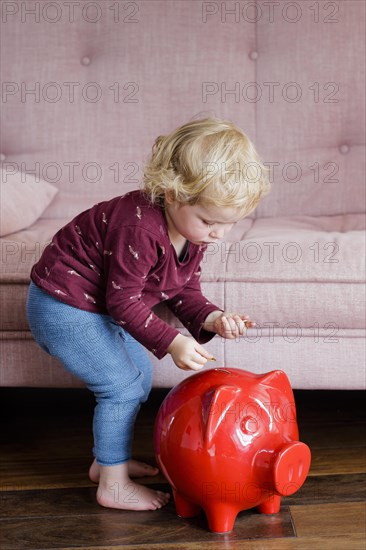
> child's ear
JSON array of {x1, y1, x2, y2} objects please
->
[{"x1": 164, "y1": 190, "x2": 175, "y2": 205}]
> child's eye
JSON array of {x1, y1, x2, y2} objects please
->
[{"x1": 203, "y1": 220, "x2": 214, "y2": 227}]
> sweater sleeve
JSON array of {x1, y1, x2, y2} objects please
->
[
  {"x1": 104, "y1": 225, "x2": 180, "y2": 359},
  {"x1": 166, "y1": 264, "x2": 223, "y2": 344}
]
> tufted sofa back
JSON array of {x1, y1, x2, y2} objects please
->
[{"x1": 1, "y1": 0, "x2": 365, "y2": 220}]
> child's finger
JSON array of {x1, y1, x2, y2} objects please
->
[
  {"x1": 233, "y1": 315, "x2": 246, "y2": 334},
  {"x1": 239, "y1": 314, "x2": 256, "y2": 326},
  {"x1": 187, "y1": 360, "x2": 205, "y2": 371},
  {"x1": 178, "y1": 364, "x2": 191, "y2": 371},
  {"x1": 230, "y1": 314, "x2": 256, "y2": 328},
  {"x1": 221, "y1": 315, "x2": 231, "y2": 333},
  {"x1": 192, "y1": 353, "x2": 207, "y2": 366},
  {"x1": 196, "y1": 345, "x2": 215, "y2": 362},
  {"x1": 228, "y1": 316, "x2": 239, "y2": 335},
  {"x1": 222, "y1": 316, "x2": 237, "y2": 338},
  {"x1": 220, "y1": 313, "x2": 256, "y2": 338},
  {"x1": 178, "y1": 360, "x2": 202, "y2": 371}
]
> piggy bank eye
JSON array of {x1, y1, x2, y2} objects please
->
[{"x1": 240, "y1": 415, "x2": 259, "y2": 434}]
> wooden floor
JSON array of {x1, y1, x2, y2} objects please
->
[{"x1": 0, "y1": 387, "x2": 365, "y2": 550}]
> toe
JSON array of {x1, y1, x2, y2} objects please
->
[
  {"x1": 145, "y1": 464, "x2": 159, "y2": 474},
  {"x1": 154, "y1": 492, "x2": 170, "y2": 506},
  {"x1": 156, "y1": 490, "x2": 170, "y2": 501}
]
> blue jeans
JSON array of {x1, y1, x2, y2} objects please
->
[{"x1": 26, "y1": 281, "x2": 153, "y2": 466}]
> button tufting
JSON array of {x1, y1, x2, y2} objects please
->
[
  {"x1": 339, "y1": 144, "x2": 350, "y2": 154},
  {"x1": 249, "y1": 51, "x2": 259, "y2": 60},
  {"x1": 0, "y1": 153, "x2": 6, "y2": 162},
  {"x1": 81, "y1": 56, "x2": 91, "y2": 66}
]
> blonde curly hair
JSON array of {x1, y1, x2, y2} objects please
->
[{"x1": 142, "y1": 116, "x2": 270, "y2": 217}]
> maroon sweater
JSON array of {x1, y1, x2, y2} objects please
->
[{"x1": 31, "y1": 190, "x2": 221, "y2": 359}]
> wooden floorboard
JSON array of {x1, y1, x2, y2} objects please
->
[
  {"x1": 0, "y1": 388, "x2": 365, "y2": 549},
  {"x1": 46, "y1": 536, "x2": 366, "y2": 550},
  {"x1": 290, "y1": 501, "x2": 366, "y2": 537},
  {"x1": 0, "y1": 491, "x2": 295, "y2": 548},
  {"x1": 1, "y1": 472, "x2": 365, "y2": 517}
]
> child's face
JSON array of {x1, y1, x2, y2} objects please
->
[{"x1": 164, "y1": 197, "x2": 242, "y2": 245}]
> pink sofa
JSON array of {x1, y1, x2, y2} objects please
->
[{"x1": 1, "y1": 0, "x2": 365, "y2": 389}]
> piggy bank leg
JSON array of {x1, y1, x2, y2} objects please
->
[
  {"x1": 204, "y1": 503, "x2": 238, "y2": 533},
  {"x1": 257, "y1": 495, "x2": 281, "y2": 514},
  {"x1": 173, "y1": 489, "x2": 201, "y2": 517}
]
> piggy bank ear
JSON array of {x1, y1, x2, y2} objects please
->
[
  {"x1": 203, "y1": 385, "x2": 241, "y2": 448},
  {"x1": 260, "y1": 370, "x2": 293, "y2": 395}
]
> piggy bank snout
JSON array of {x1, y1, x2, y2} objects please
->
[{"x1": 273, "y1": 441, "x2": 311, "y2": 496}]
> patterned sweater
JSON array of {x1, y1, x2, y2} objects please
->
[{"x1": 31, "y1": 190, "x2": 221, "y2": 359}]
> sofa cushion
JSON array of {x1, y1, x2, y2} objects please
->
[
  {"x1": 0, "y1": 217, "x2": 224, "y2": 331},
  {"x1": 0, "y1": 169, "x2": 58, "y2": 237},
  {"x1": 1, "y1": 214, "x2": 365, "y2": 331},
  {"x1": 0, "y1": 218, "x2": 67, "y2": 282},
  {"x1": 206, "y1": 213, "x2": 366, "y2": 283}
]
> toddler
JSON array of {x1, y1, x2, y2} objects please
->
[{"x1": 26, "y1": 116, "x2": 270, "y2": 511}]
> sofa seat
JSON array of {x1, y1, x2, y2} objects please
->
[
  {"x1": 1, "y1": 212, "x2": 365, "y2": 330},
  {"x1": 1, "y1": 213, "x2": 365, "y2": 389},
  {"x1": 208, "y1": 213, "x2": 366, "y2": 329}
]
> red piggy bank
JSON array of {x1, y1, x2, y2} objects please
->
[{"x1": 154, "y1": 368, "x2": 311, "y2": 533}]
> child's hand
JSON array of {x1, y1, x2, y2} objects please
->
[
  {"x1": 167, "y1": 334, "x2": 214, "y2": 371},
  {"x1": 212, "y1": 312, "x2": 256, "y2": 339}
]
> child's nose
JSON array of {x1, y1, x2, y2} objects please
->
[{"x1": 210, "y1": 227, "x2": 225, "y2": 239}]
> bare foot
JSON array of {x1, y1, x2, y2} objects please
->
[
  {"x1": 96, "y1": 463, "x2": 170, "y2": 511},
  {"x1": 89, "y1": 458, "x2": 159, "y2": 483}
]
